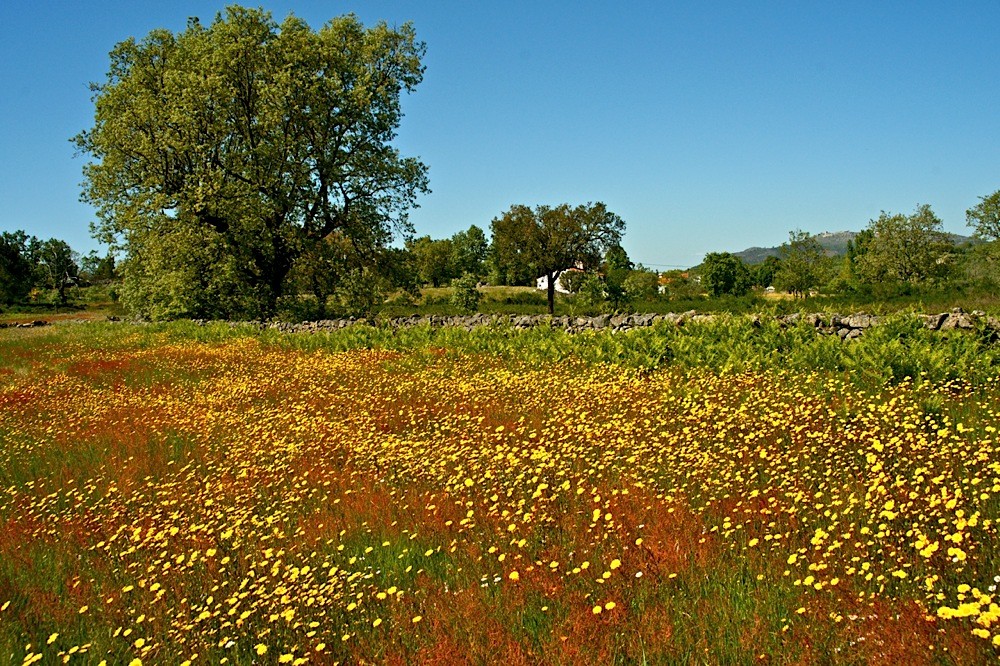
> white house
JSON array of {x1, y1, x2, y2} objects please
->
[{"x1": 536, "y1": 267, "x2": 583, "y2": 294}]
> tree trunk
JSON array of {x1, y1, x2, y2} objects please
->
[{"x1": 546, "y1": 271, "x2": 556, "y2": 315}]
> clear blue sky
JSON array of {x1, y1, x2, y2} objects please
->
[{"x1": 2, "y1": 1, "x2": 998, "y2": 269}]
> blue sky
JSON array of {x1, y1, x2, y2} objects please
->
[{"x1": 2, "y1": 1, "x2": 998, "y2": 268}]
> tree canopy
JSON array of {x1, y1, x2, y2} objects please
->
[
  {"x1": 490, "y1": 203, "x2": 625, "y2": 314},
  {"x1": 852, "y1": 205, "x2": 952, "y2": 285},
  {"x1": 967, "y1": 190, "x2": 1000, "y2": 241},
  {"x1": 0, "y1": 232, "x2": 35, "y2": 305},
  {"x1": 75, "y1": 6, "x2": 428, "y2": 320},
  {"x1": 34, "y1": 239, "x2": 80, "y2": 305},
  {"x1": 774, "y1": 230, "x2": 830, "y2": 297},
  {"x1": 700, "y1": 252, "x2": 751, "y2": 297}
]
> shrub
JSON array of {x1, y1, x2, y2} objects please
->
[{"x1": 450, "y1": 273, "x2": 481, "y2": 313}]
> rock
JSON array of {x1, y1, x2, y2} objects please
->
[
  {"x1": 780, "y1": 313, "x2": 800, "y2": 326},
  {"x1": 844, "y1": 314, "x2": 872, "y2": 329},
  {"x1": 919, "y1": 313, "x2": 947, "y2": 330},
  {"x1": 941, "y1": 312, "x2": 975, "y2": 330}
]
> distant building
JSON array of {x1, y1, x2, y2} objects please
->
[{"x1": 536, "y1": 267, "x2": 584, "y2": 294}]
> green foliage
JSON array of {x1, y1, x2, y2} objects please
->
[
  {"x1": 76, "y1": 7, "x2": 429, "y2": 320},
  {"x1": 490, "y1": 202, "x2": 625, "y2": 314},
  {"x1": 752, "y1": 255, "x2": 782, "y2": 288},
  {"x1": 576, "y1": 273, "x2": 609, "y2": 309},
  {"x1": 967, "y1": 189, "x2": 1000, "y2": 241},
  {"x1": 623, "y1": 269, "x2": 660, "y2": 302},
  {"x1": 96, "y1": 312, "x2": 1000, "y2": 390},
  {"x1": 960, "y1": 241, "x2": 1000, "y2": 295},
  {"x1": 407, "y1": 235, "x2": 455, "y2": 287},
  {"x1": 119, "y1": 224, "x2": 261, "y2": 320},
  {"x1": 600, "y1": 245, "x2": 633, "y2": 310},
  {"x1": 79, "y1": 251, "x2": 117, "y2": 283},
  {"x1": 450, "y1": 273, "x2": 481, "y2": 313},
  {"x1": 450, "y1": 225, "x2": 489, "y2": 279},
  {"x1": 31, "y1": 239, "x2": 80, "y2": 306},
  {"x1": 853, "y1": 205, "x2": 953, "y2": 286},
  {"x1": 496, "y1": 290, "x2": 547, "y2": 307},
  {"x1": 603, "y1": 244, "x2": 633, "y2": 272},
  {"x1": 774, "y1": 230, "x2": 830, "y2": 297},
  {"x1": 557, "y1": 269, "x2": 587, "y2": 294},
  {"x1": 700, "y1": 252, "x2": 751, "y2": 297},
  {"x1": 0, "y1": 231, "x2": 35, "y2": 305}
]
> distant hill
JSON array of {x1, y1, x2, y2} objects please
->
[{"x1": 730, "y1": 230, "x2": 976, "y2": 266}]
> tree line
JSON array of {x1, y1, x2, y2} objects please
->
[
  {"x1": 0, "y1": 232, "x2": 116, "y2": 307},
  {"x1": 4, "y1": 188, "x2": 998, "y2": 316},
  {"x1": 698, "y1": 195, "x2": 1000, "y2": 301}
]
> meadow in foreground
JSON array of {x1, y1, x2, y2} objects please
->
[{"x1": 1, "y1": 322, "x2": 999, "y2": 664}]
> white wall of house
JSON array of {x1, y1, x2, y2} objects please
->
[{"x1": 536, "y1": 271, "x2": 573, "y2": 294}]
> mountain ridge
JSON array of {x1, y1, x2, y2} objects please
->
[{"x1": 729, "y1": 230, "x2": 976, "y2": 266}]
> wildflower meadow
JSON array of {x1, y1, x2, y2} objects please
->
[{"x1": 2, "y1": 319, "x2": 1000, "y2": 664}]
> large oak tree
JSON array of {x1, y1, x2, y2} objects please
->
[{"x1": 75, "y1": 6, "x2": 428, "y2": 319}]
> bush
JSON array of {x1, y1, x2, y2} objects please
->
[{"x1": 450, "y1": 273, "x2": 481, "y2": 313}]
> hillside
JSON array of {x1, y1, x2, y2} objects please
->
[
  {"x1": 730, "y1": 230, "x2": 976, "y2": 266},
  {"x1": 733, "y1": 231, "x2": 857, "y2": 265}
]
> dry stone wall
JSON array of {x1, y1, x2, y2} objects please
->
[
  {"x1": 251, "y1": 307, "x2": 998, "y2": 339},
  {"x1": 4, "y1": 308, "x2": 996, "y2": 340}
]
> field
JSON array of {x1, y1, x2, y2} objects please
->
[{"x1": 2, "y1": 320, "x2": 1000, "y2": 664}]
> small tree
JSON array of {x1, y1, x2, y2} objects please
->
[
  {"x1": 854, "y1": 205, "x2": 952, "y2": 285},
  {"x1": 576, "y1": 273, "x2": 608, "y2": 309},
  {"x1": 407, "y1": 236, "x2": 455, "y2": 287},
  {"x1": 967, "y1": 190, "x2": 1000, "y2": 241},
  {"x1": 752, "y1": 255, "x2": 782, "y2": 288},
  {"x1": 558, "y1": 269, "x2": 587, "y2": 294},
  {"x1": 79, "y1": 251, "x2": 117, "y2": 283},
  {"x1": 34, "y1": 238, "x2": 79, "y2": 305},
  {"x1": 774, "y1": 230, "x2": 830, "y2": 297},
  {"x1": 700, "y1": 252, "x2": 751, "y2": 297},
  {"x1": 602, "y1": 245, "x2": 633, "y2": 310},
  {"x1": 450, "y1": 272, "x2": 481, "y2": 312},
  {"x1": 450, "y1": 225, "x2": 489, "y2": 279}
]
